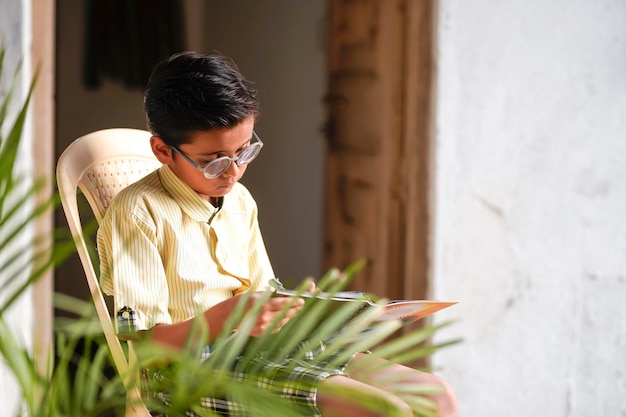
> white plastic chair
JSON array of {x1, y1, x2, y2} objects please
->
[{"x1": 56, "y1": 128, "x2": 161, "y2": 417}]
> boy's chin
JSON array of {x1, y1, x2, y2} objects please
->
[{"x1": 209, "y1": 183, "x2": 236, "y2": 197}]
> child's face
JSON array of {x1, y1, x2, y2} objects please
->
[{"x1": 153, "y1": 116, "x2": 256, "y2": 200}]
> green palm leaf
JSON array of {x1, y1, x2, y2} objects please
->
[{"x1": 0, "y1": 44, "x2": 459, "y2": 417}]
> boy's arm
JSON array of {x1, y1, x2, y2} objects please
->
[
  {"x1": 145, "y1": 292, "x2": 306, "y2": 350},
  {"x1": 98, "y1": 208, "x2": 174, "y2": 339}
]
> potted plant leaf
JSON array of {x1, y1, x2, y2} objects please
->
[{"x1": 0, "y1": 46, "x2": 459, "y2": 417}]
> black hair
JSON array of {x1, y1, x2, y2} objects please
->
[{"x1": 144, "y1": 51, "x2": 259, "y2": 146}]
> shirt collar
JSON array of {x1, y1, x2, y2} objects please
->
[{"x1": 158, "y1": 165, "x2": 221, "y2": 223}]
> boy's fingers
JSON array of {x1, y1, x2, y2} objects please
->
[{"x1": 269, "y1": 296, "x2": 304, "y2": 308}]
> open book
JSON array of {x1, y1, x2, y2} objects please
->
[{"x1": 269, "y1": 279, "x2": 457, "y2": 324}]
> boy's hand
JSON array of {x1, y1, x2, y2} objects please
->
[
  {"x1": 206, "y1": 293, "x2": 303, "y2": 338},
  {"x1": 246, "y1": 292, "x2": 305, "y2": 337},
  {"x1": 306, "y1": 280, "x2": 317, "y2": 293}
]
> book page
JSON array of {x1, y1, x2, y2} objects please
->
[{"x1": 269, "y1": 279, "x2": 457, "y2": 324}]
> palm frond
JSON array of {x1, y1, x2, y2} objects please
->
[
  {"x1": 0, "y1": 44, "x2": 459, "y2": 417},
  {"x1": 0, "y1": 46, "x2": 118, "y2": 417},
  {"x1": 131, "y1": 263, "x2": 460, "y2": 417}
]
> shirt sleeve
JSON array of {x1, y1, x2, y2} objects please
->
[{"x1": 97, "y1": 205, "x2": 172, "y2": 338}]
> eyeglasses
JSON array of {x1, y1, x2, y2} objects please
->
[{"x1": 171, "y1": 131, "x2": 263, "y2": 179}]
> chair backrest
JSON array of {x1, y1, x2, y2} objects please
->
[{"x1": 56, "y1": 128, "x2": 161, "y2": 417}]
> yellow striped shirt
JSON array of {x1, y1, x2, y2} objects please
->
[{"x1": 97, "y1": 165, "x2": 275, "y2": 334}]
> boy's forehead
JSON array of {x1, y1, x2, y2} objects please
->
[
  {"x1": 188, "y1": 116, "x2": 254, "y2": 139},
  {"x1": 186, "y1": 123, "x2": 255, "y2": 150}
]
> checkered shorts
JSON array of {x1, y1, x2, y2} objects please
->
[{"x1": 147, "y1": 339, "x2": 357, "y2": 417}]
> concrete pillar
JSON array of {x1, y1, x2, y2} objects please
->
[{"x1": 432, "y1": 1, "x2": 626, "y2": 415}]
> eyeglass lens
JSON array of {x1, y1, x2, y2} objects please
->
[{"x1": 203, "y1": 141, "x2": 263, "y2": 178}]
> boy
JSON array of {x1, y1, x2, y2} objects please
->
[{"x1": 97, "y1": 51, "x2": 457, "y2": 417}]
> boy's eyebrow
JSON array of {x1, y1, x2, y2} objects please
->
[{"x1": 194, "y1": 136, "x2": 253, "y2": 157}]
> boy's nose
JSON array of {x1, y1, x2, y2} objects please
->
[{"x1": 222, "y1": 160, "x2": 240, "y2": 177}]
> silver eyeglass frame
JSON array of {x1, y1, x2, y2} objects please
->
[{"x1": 171, "y1": 131, "x2": 263, "y2": 179}]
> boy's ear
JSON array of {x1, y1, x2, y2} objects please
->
[{"x1": 150, "y1": 136, "x2": 173, "y2": 164}]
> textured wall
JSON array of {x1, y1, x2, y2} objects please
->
[
  {"x1": 431, "y1": 0, "x2": 626, "y2": 415},
  {"x1": 0, "y1": 0, "x2": 33, "y2": 414}
]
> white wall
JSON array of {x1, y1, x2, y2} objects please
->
[
  {"x1": 431, "y1": 1, "x2": 626, "y2": 415},
  {"x1": 0, "y1": 0, "x2": 33, "y2": 414}
]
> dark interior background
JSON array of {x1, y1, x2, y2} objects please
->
[{"x1": 54, "y1": 0, "x2": 329, "y2": 304}]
